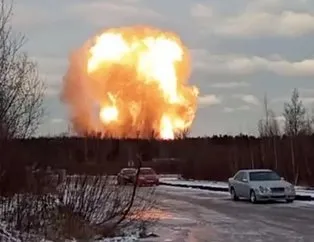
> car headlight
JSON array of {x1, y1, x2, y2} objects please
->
[{"x1": 259, "y1": 186, "x2": 270, "y2": 193}]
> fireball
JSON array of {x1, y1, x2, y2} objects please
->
[{"x1": 62, "y1": 26, "x2": 198, "y2": 139}]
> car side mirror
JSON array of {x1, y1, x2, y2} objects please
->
[{"x1": 242, "y1": 178, "x2": 248, "y2": 183}]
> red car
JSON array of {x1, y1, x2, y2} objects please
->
[
  {"x1": 117, "y1": 167, "x2": 159, "y2": 186},
  {"x1": 136, "y1": 167, "x2": 159, "y2": 186}
]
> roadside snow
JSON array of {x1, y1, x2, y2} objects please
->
[
  {"x1": 90, "y1": 236, "x2": 137, "y2": 242},
  {"x1": 159, "y1": 177, "x2": 314, "y2": 198},
  {"x1": 0, "y1": 221, "x2": 139, "y2": 242},
  {"x1": 295, "y1": 191, "x2": 314, "y2": 197},
  {"x1": 159, "y1": 178, "x2": 228, "y2": 189},
  {"x1": 158, "y1": 185, "x2": 228, "y2": 197}
]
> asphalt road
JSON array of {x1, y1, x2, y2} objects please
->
[{"x1": 144, "y1": 185, "x2": 314, "y2": 242}]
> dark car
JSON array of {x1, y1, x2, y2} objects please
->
[
  {"x1": 136, "y1": 167, "x2": 159, "y2": 186},
  {"x1": 117, "y1": 168, "x2": 136, "y2": 185}
]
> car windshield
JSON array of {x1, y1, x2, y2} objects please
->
[
  {"x1": 139, "y1": 168, "x2": 156, "y2": 175},
  {"x1": 122, "y1": 169, "x2": 135, "y2": 175},
  {"x1": 249, "y1": 171, "x2": 281, "y2": 181}
]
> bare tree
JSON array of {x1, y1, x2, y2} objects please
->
[
  {"x1": 300, "y1": 112, "x2": 313, "y2": 135},
  {"x1": 0, "y1": 0, "x2": 45, "y2": 139},
  {"x1": 283, "y1": 88, "x2": 306, "y2": 136},
  {"x1": 258, "y1": 94, "x2": 280, "y2": 137},
  {"x1": 282, "y1": 89, "x2": 308, "y2": 184},
  {"x1": 1, "y1": 155, "x2": 157, "y2": 241},
  {"x1": 258, "y1": 94, "x2": 270, "y2": 138},
  {"x1": 269, "y1": 110, "x2": 280, "y2": 136},
  {"x1": 257, "y1": 95, "x2": 280, "y2": 169}
]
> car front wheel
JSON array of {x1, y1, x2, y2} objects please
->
[
  {"x1": 250, "y1": 190, "x2": 257, "y2": 204},
  {"x1": 230, "y1": 188, "x2": 239, "y2": 201}
]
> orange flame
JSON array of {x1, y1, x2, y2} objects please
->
[{"x1": 62, "y1": 26, "x2": 198, "y2": 139}]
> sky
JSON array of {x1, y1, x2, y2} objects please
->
[{"x1": 11, "y1": 0, "x2": 314, "y2": 137}]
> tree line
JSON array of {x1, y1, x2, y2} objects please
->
[{"x1": 256, "y1": 89, "x2": 314, "y2": 184}]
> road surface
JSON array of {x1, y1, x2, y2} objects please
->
[{"x1": 142, "y1": 185, "x2": 314, "y2": 242}]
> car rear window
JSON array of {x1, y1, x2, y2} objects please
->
[
  {"x1": 249, "y1": 171, "x2": 281, "y2": 181},
  {"x1": 139, "y1": 168, "x2": 156, "y2": 175}
]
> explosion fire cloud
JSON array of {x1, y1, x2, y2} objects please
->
[{"x1": 61, "y1": 26, "x2": 199, "y2": 139}]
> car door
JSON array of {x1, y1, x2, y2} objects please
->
[
  {"x1": 233, "y1": 172, "x2": 244, "y2": 197},
  {"x1": 240, "y1": 172, "x2": 250, "y2": 198}
]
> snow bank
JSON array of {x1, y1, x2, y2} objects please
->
[
  {"x1": 159, "y1": 178, "x2": 228, "y2": 189},
  {"x1": 159, "y1": 177, "x2": 314, "y2": 200}
]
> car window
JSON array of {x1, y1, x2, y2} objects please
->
[
  {"x1": 234, "y1": 172, "x2": 243, "y2": 181},
  {"x1": 249, "y1": 171, "x2": 281, "y2": 181},
  {"x1": 139, "y1": 168, "x2": 156, "y2": 175},
  {"x1": 242, "y1": 172, "x2": 248, "y2": 180},
  {"x1": 121, "y1": 169, "x2": 136, "y2": 175}
]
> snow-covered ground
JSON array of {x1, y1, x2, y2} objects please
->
[
  {"x1": 160, "y1": 178, "x2": 229, "y2": 189},
  {"x1": 2, "y1": 174, "x2": 314, "y2": 242},
  {"x1": 0, "y1": 176, "x2": 156, "y2": 242},
  {"x1": 159, "y1": 176, "x2": 314, "y2": 199}
]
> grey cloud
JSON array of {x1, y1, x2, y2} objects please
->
[
  {"x1": 210, "y1": 81, "x2": 250, "y2": 89},
  {"x1": 271, "y1": 95, "x2": 314, "y2": 108},
  {"x1": 215, "y1": 12, "x2": 314, "y2": 38},
  {"x1": 198, "y1": 94, "x2": 222, "y2": 107},
  {"x1": 67, "y1": 1, "x2": 164, "y2": 27},
  {"x1": 36, "y1": 96, "x2": 68, "y2": 136},
  {"x1": 245, "y1": 0, "x2": 313, "y2": 13},
  {"x1": 223, "y1": 105, "x2": 251, "y2": 113},
  {"x1": 191, "y1": 49, "x2": 314, "y2": 77},
  {"x1": 233, "y1": 94, "x2": 260, "y2": 105},
  {"x1": 191, "y1": 0, "x2": 314, "y2": 38},
  {"x1": 32, "y1": 57, "x2": 66, "y2": 98},
  {"x1": 190, "y1": 3, "x2": 214, "y2": 18},
  {"x1": 32, "y1": 56, "x2": 68, "y2": 76},
  {"x1": 12, "y1": 4, "x2": 53, "y2": 30}
]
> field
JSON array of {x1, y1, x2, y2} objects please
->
[{"x1": 0, "y1": 173, "x2": 157, "y2": 241}]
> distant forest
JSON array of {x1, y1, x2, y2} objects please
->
[
  {"x1": 0, "y1": 133, "x2": 313, "y2": 186},
  {"x1": 1, "y1": 89, "x2": 314, "y2": 186}
]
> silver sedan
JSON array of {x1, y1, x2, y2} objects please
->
[{"x1": 228, "y1": 169, "x2": 296, "y2": 203}]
